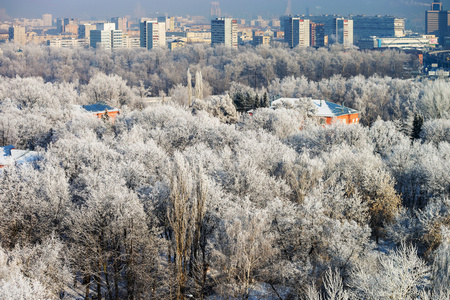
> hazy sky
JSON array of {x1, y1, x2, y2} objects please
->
[{"x1": 0, "y1": 0, "x2": 444, "y2": 21}]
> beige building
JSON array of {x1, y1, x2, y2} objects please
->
[
  {"x1": 47, "y1": 38, "x2": 83, "y2": 48},
  {"x1": 122, "y1": 34, "x2": 141, "y2": 48},
  {"x1": 167, "y1": 39, "x2": 186, "y2": 50},
  {"x1": 64, "y1": 24, "x2": 79, "y2": 35},
  {"x1": 9, "y1": 26, "x2": 26, "y2": 45}
]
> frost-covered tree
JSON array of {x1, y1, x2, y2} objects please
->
[
  {"x1": 0, "y1": 236, "x2": 71, "y2": 299},
  {"x1": 349, "y1": 244, "x2": 430, "y2": 300}
]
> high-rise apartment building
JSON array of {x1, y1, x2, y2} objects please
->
[
  {"x1": 140, "y1": 20, "x2": 166, "y2": 50},
  {"x1": 111, "y1": 17, "x2": 127, "y2": 32},
  {"x1": 210, "y1": 2, "x2": 221, "y2": 19},
  {"x1": 157, "y1": 16, "x2": 175, "y2": 31},
  {"x1": 8, "y1": 26, "x2": 26, "y2": 45},
  {"x1": 283, "y1": 16, "x2": 310, "y2": 48},
  {"x1": 333, "y1": 18, "x2": 353, "y2": 47},
  {"x1": 211, "y1": 18, "x2": 238, "y2": 48},
  {"x1": 57, "y1": 18, "x2": 76, "y2": 34},
  {"x1": 42, "y1": 14, "x2": 52, "y2": 27},
  {"x1": 310, "y1": 22, "x2": 325, "y2": 47}
]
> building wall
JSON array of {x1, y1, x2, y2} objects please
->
[
  {"x1": 122, "y1": 34, "x2": 140, "y2": 48},
  {"x1": 93, "y1": 111, "x2": 120, "y2": 123},
  {"x1": 253, "y1": 35, "x2": 271, "y2": 46},
  {"x1": 426, "y1": 10, "x2": 440, "y2": 36},
  {"x1": 310, "y1": 22, "x2": 325, "y2": 47},
  {"x1": 324, "y1": 113, "x2": 359, "y2": 125},
  {"x1": 47, "y1": 38, "x2": 82, "y2": 48},
  {"x1": 111, "y1": 30, "x2": 123, "y2": 50},
  {"x1": 64, "y1": 24, "x2": 78, "y2": 35}
]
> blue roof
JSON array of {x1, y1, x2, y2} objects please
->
[
  {"x1": 1, "y1": 145, "x2": 15, "y2": 156},
  {"x1": 82, "y1": 103, "x2": 116, "y2": 113}
]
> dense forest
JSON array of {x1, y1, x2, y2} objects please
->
[{"x1": 0, "y1": 43, "x2": 449, "y2": 299}]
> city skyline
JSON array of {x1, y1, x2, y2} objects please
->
[{"x1": 1, "y1": 0, "x2": 446, "y2": 21}]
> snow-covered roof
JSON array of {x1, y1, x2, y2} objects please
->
[
  {"x1": 1, "y1": 145, "x2": 14, "y2": 156},
  {"x1": 0, "y1": 146, "x2": 40, "y2": 167},
  {"x1": 272, "y1": 98, "x2": 359, "y2": 118}
]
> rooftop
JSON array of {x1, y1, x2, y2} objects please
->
[
  {"x1": 0, "y1": 145, "x2": 40, "y2": 167},
  {"x1": 82, "y1": 103, "x2": 120, "y2": 114},
  {"x1": 272, "y1": 98, "x2": 359, "y2": 117}
]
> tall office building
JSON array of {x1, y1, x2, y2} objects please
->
[
  {"x1": 56, "y1": 19, "x2": 64, "y2": 33},
  {"x1": 111, "y1": 17, "x2": 127, "y2": 32},
  {"x1": 333, "y1": 18, "x2": 353, "y2": 47},
  {"x1": 352, "y1": 16, "x2": 405, "y2": 42},
  {"x1": 8, "y1": 26, "x2": 26, "y2": 45},
  {"x1": 90, "y1": 23, "x2": 122, "y2": 50},
  {"x1": 90, "y1": 30, "x2": 112, "y2": 50},
  {"x1": 310, "y1": 22, "x2": 325, "y2": 47},
  {"x1": 426, "y1": 1, "x2": 450, "y2": 46},
  {"x1": 283, "y1": 16, "x2": 310, "y2": 48},
  {"x1": 210, "y1": 2, "x2": 221, "y2": 19},
  {"x1": 211, "y1": 17, "x2": 238, "y2": 48},
  {"x1": 426, "y1": 1, "x2": 442, "y2": 36},
  {"x1": 42, "y1": 14, "x2": 52, "y2": 27},
  {"x1": 140, "y1": 20, "x2": 166, "y2": 50},
  {"x1": 78, "y1": 24, "x2": 96, "y2": 39}
]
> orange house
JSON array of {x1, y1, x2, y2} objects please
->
[{"x1": 81, "y1": 103, "x2": 121, "y2": 123}]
